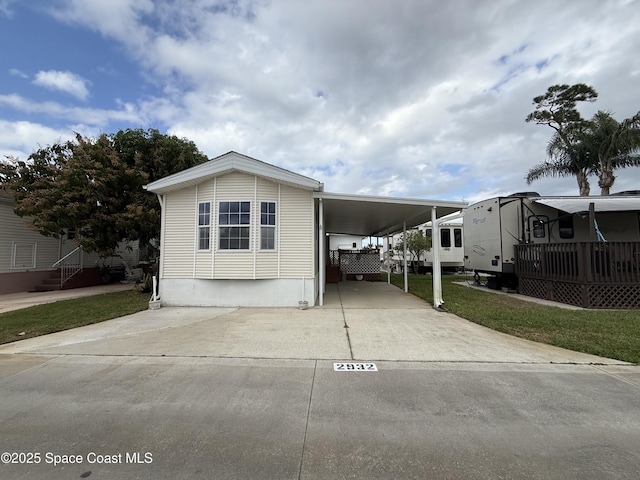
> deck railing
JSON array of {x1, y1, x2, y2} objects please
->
[
  {"x1": 515, "y1": 242, "x2": 640, "y2": 283},
  {"x1": 514, "y1": 242, "x2": 640, "y2": 308}
]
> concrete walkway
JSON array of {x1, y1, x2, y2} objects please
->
[{"x1": 1, "y1": 281, "x2": 639, "y2": 479}]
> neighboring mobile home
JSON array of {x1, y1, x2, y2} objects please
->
[
  {"x1": 0, "y1": 190, "x2": 65, "y2": 294},
  {"x1": 1, "y1": 190, "x2": 140, "y2": 294}
]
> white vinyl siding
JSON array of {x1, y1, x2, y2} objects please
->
[
  {"x1": 255, "y1": 178, "x2": 280, "y2": 279},
  {"x1": 162, "y1": 188, "x2": 197, "y2": 278},
  {"x1": 0, "y1": 201, "x2": 60, "y2": 273},
  {"x1": 160, "y1": 172, "x2": 315, "y2": 281},
  {"x1": 279, "y1": 186, "x2": 315, "y2": 277}
]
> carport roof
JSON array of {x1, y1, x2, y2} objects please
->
[{"x1": 316, "y1": 191, "x2": 467, "y2": 237}]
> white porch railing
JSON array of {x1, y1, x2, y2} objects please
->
[{"x1": 52, "y1": 246, "x2": 83, "y2": 288}]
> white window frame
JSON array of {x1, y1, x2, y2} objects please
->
[
  {"x1": 12, "y1": 242, "x2": 36, "y2": 269},
  {"x1": 197, "y1": 202, "x2": 211, "y2": 250},
  {"x1": 218, "y1": 201, "x2": 251, "y2": 250},
  {"x1": 260, "y1": 201, "x2": 277, "y2": 250}
]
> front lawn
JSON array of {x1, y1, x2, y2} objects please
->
[
  {"x1": 0, "y1": 290, "x2": 150, "y2": 345},
  {"x1": 387, "y1": 273, "x2": 640, "y2": 364}
]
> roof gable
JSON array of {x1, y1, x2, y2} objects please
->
[{"x1": 145, "y1": 151, "x2": 323, "y2": 194}]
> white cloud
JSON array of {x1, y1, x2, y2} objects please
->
[
  {"x1": 0, "y1": 0, "x2": 16, "y2": 17},
  {"x1": 9, "y1": 68, "x2": 28, "y2": 78},
  {"x1": 32, "y1": 70, "x2": 91, "y2": 100},
  {"x1": 3, "y1": 0, "x2": 640, "y2": 200},
  {"x1": 0, "y1": 93, "x2": 145, "y2": 126},
  {"x1": 0, "y1": 120, "x2": 75, "y2": 160}
]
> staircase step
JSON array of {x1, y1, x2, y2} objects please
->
[{"x1": 33, "y1": 284, "x2": 62, "y2": 292}]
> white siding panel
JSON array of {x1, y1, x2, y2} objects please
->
[
  {"x1": 162, "y1": 187, "x2": 196, "y2": 278},
  {"x1": 255, "y1": 252, "x2": 278, "y2": 278},
  {"x1": 197, "y1": 179, "x2": 215, "y2": 201},
  {"x1": 0, "y1": 202, "x2": 60, "y2": 273},
  {"x1": 257, "y1": 177, "x2": 279, "y2": 200},
  {"x1": 195, "y1": 251, "x2": 212, "y2": 278},
  {"x1": 279, "y1": 186, "x2": 314, "y2": 277},
  {"x1": 215, "y1": 172, "x2": 255, "y2": 197},
  {"x1": 256, "y1": 178, "x2": 280, "y2": 278},
  {"x1": 214, "y1": 252, "x2": 254, "y2": 278},
  {"x1": 160, "y1": 173, "x2": 316, "y2": 281}
]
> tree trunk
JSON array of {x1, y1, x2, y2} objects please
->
[
  {"x1": 577, "y1": 170, "x2": 590, "y2": 196},
  {"x1": 598, "y1": 168, "x2": 615, "y2": 196}
]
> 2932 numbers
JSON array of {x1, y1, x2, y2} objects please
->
[{"x1": 333, "y1": 362, "x2": 377, "y2": 371}]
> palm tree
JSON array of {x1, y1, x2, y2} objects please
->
[
  {"x1": 526, "y1": 124, "x2": 593, "y2": 196},
  {"x1": 582, "y1": 111, "x2": 640, "y2": 195}
]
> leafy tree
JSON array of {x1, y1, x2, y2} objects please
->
[
  {"x1": 394, "y1": 229, "x2": 432, "y2": 272},
  {"x1": 0, "y1": 129, "x2": 209, "y2": 256},
  {"x1": 525, "y1": 83, "x2": 598, "y2": 195},
  {"x1": 581, "y1": 111, "x2": 640, "y2": 195}
]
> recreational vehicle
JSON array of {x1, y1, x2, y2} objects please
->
[
  {"x1": 463, "y1": 192, "x2": 640, "y2": 308},
  {"x1": 423, "y1": 221, "x2": 464, "y2": 272},
  {"x1": 390, "y1": 220, "x2": 464, "y2": 273}
]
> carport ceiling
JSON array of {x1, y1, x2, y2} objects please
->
[{"x1": 315, "y1": 192, "x2": 467, "y2": 237}]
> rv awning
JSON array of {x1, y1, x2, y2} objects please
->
[
  {"x1": 532, "y1": 196, "x2": 640, "y2": 214},
  {"x1": 315, "y1": 192, "x2": 467, "y2": 237}
]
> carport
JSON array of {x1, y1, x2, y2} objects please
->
[{"x1": 315, "y1": 192, "x2": 467, "y2": 306}]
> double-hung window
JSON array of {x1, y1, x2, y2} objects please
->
[
  {"x1": 260, "y1": 202, "x2": 276, "y2": 250},
  {"x1": 198, "y1": 202, "x2": 211, "y2": 250},
  {"x1": 219, "y1": 201, "x2": 250, "y2": 249}
]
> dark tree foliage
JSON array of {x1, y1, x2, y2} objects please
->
[
  {"x1": 0, "y1": 129, "x2": 209, "y2": 256},
  {"x1": 525, "y1": 84, "x2": 598, "y2": 196}
]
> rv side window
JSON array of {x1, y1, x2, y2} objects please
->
[
  {"x1": 559, "y1": 216, "x2": 574, "y2": 239},
  {"x1": 532, "y1": 220, "x2": 545, "y2": 238},
  {"x1": 441, "y1": 228, "x2": 451, "y2": 248},
  {"x1": 426, "y1": 229, "x2": 432, "y2": 237},
  {"x1": 529, "y1": 216, "x2": 548, "y2": 239},
  {"x1": 454, "y1": 228, "x2": 462, "y2": 248}
]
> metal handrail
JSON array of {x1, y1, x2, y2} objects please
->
[{"x1": 52, "y1": 246, "x2": 83, "y2": 287}]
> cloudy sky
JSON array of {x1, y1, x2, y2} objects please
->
[{"x1": 1, "y1": 0, "x2": 639, "y2": 203}]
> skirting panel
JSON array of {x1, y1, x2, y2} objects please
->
[
  {"x1": 159, "y1": 277, "x2": 316, "y2": 307},
  {"x1": 519, "y1": 277, "x2": 640, "y2": 309}
]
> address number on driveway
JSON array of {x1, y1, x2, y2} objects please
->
[{"x1": 333, "y1": 362, "x2": 378, "y2": 372}]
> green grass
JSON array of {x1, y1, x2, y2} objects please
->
[
  {"x1": 0, "y1": 290, "x2": 150, "y2": 345},
  {"x1": 387, "y1": 272, "x2": 640, "y2": 364}
]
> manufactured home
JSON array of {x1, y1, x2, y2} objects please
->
[
  {"x1": 464, "y1": 192, "x2": 640, "y2": 308},
  {"x1": 145, "y1": 152, "x2": 467, "y2": 307}
]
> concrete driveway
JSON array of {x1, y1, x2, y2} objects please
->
[{"x1": 1, "y1": 281, "x2": 639, "y2": 479}]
